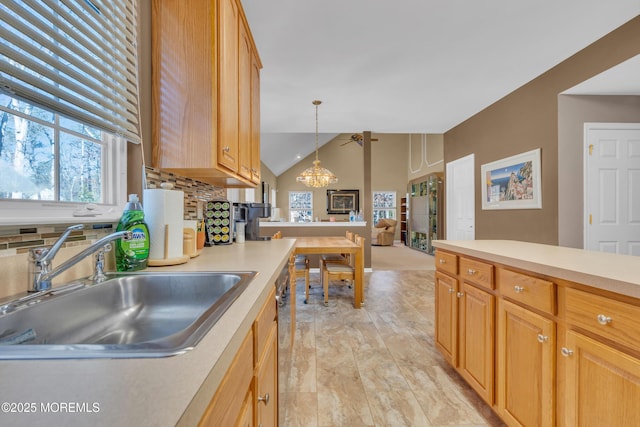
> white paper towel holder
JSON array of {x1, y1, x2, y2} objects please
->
[
  {"x1": 145, "y1": 182, "x2": 189, "y2": 266},
  {"x1": 148, "y1": 223, "x2": 190, "y2": 266}
]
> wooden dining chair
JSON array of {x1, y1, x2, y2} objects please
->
[
  {"x1": 320, "y1": 235, "x2": 365, "y2": 307},
  {"x1": 274, "y1": 231, "x2": 309, "y2": 298},
  {"x1": 319, "y1": 230, "x2": 354, "y2": 277}
]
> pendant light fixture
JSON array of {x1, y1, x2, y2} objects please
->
[{"x1": 296, "y1": 100, "x2": 338, "y2": 188}]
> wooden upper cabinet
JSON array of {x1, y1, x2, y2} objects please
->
[
  {"x1": 218, "y1": 0, "x2": 239, "y2": 173},
  {"x1": 238, "y1": 18, "x2": 252, "y2": 182},
  {"x1": 151, "y1": 0, "x2": 216, "y2": 171},
  {"x1": 250, "y1": 49, "x2": 261, "y2": 184},
  {"x1": 152, "y1": 0, "x2": 261, "y2": 187}
]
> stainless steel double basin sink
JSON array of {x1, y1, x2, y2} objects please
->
[{"x1": 0, "y1": 271, "x2": 256, "y2": 359}]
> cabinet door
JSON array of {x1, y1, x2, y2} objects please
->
[
  {"x1": 459, "y1": 282, "x2": 494, "y2": 405},
  {"x1": 236, "y1": 389, "x2": 254, "y2": 427},
  {"x1": 256, "y1": 322, "x2": 278, "y2": 427},
  {"x1": 561, "y1": 330, "x2": 640, "y2": 426},
  {"x1": 238, "y1": 20, "x2": 252, "y2": 181},
  {"x1": 250, "y1": 50, "x2": 261, "y2": 184},
  {"x1": 435, "y1": 272, "x2": 458, "y2": 366},
  {"x1": 199, "y1": 330, "x2": 254, "y2": 426},
  {"x1": 497, "y1": 299, "x2": 555, "y2": 427},
  {"x1": 218, "y1": 0, "x2": 239, "y2": 172}
]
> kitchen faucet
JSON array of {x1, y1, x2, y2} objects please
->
[{"x1": 28, "y1": 224, "x2": 132, "y2": 292}]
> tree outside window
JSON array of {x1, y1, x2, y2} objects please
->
[
  {"x1": 373, "y1": 191, "x2": 396, "y2": 224},
  {"x1": 0, "y1": 95, "x2": 105, "y2": 202},
  {"x1": 289, "y1": 191, "x2": 313, "y2": 222}
]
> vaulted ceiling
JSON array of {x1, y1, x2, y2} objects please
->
[{"x1": 242, "y1": 1, "x2": 640, "y2": 176}]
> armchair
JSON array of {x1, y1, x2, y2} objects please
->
[{"x1": 371, "y1": 219, "x2": 397, "y2": 246}]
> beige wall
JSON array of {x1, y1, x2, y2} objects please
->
[
  {"x1": 276, "y1": 134, "x2": 365, "y2": 222},
  {"x1": 558, "y1": 95, "x2": 640, "y2": 248},
  {"x1": 444, "y1": 16, "x2": 640, "y2": 245},
  {"x1": 274, "y1": 133, "x2": 431, "y2": 233}
]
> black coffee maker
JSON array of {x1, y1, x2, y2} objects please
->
[{"x1": 233, "y1": 202, "x2": 272, "y2": 241}]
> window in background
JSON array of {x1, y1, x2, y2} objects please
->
[
  {"x1": 289, "y1": 191, "x2": 313, "y2": 222},
  {"x1": 373, "y1": 191, "x2": 396, "y2": 224}
]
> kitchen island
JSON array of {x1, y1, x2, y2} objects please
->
[
  {"x1": 433, "y1": 240, "x2": 640, "y2": 426},
  {"x1": 0, "y1": 239, "x2": 295, "y2": 427}
]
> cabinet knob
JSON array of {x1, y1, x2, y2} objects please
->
[
  {"x1": 537, "y1": 334, "x2": 548, "y2": 343},
  {"x1": 467, "y1": 268, "x2": 476, "y2": 275},
  {"x1": 448, "y1": 288, "x2": 455, "y2": 294},
  {"x1": 514, "y1": 285, "x2": 525, "y2": 293},
  {"x1": 597, "y1": 314, "x2": 612, "y2": 325},
  {"x1": 561, "y1": 347, "x2": 574, "y2": 357},
  {"x1": 223, "y1": 146, "x2": 230, "y2": 153},
  {"x1": 257, "y1": 393, "x2": 270, "y2": 405},
  {"x1": 439, "y1": 259, "x2": 446, "y2": 264},
  {"x1": 456, "y1": 292, "x2": 464, "y2": 298}
]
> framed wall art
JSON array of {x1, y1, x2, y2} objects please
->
[
  {"x1": 481, "y1": 148, "x2": 542, "y2": 210},
  {"x1": 327, "y1": 189, "x2": 359, "y2": 214}
]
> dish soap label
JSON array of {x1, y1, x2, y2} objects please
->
[{"x1": 116, "y1": 194, "x2": 150, "y2": 271}]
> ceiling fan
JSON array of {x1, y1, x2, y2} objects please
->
[{"x1": 339, "y1": 133, "x2": 379, "y2": 147}]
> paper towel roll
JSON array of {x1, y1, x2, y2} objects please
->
[{"x1": 143, "y1": 187, "x2": 185, "y2": 261}]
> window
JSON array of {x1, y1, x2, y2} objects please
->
[
  {"x1": 0, "y1": 0, "x2": 139, "y2": 224},
  {"x1": 373, "y1": 191, "x2": 396, "y2": 224},
  {"x1": 289, "y1": 191, "x2": 313, "y2": 222}
]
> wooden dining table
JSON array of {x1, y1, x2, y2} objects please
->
[{"x1": 291, "y1": 236, "x2": 364, "y2": 309}]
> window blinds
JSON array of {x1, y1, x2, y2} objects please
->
[{"x1": 0, "y1": 0, "x2": 141, "y2": 143}]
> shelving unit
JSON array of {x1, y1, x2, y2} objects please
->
[
  {"x1": 400, "y1": 196, "x2": 407, "y2": 245},
  {"x1": 408, "y1": 174, "x2": 443, "y2": 255}
]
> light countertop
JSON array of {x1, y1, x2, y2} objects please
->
[
  {"x1": 0, "y1": 239, "x2": 296, "y2": 427},
  {"x1": 433, "y1": 240, "x2": 640, "y2": 299}
]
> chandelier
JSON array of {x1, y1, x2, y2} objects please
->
[{"x1": 296, "y1": 100, "x2": 338, "y2": 188}]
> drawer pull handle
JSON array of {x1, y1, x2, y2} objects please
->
[
  {"x1": 448, "y1": 288, "x2": 455, "y2": 294},
  {"x1": 561, "y1": 347, "x2": 574, "y2": 357},
  {"x1": 467, "y1": 268, "x2": 476, "y2": 275},
  {"x1": 456, "y1": 292, "x2": 464, "y2": 298},
  {"x1": 537, "y1": 334, "x2": 548, "y2": 343},
  {"x1": 597, "y1": 314, "x2": 612, "y2": 325},
  {"x1": 514, "y1": 285, "x2": 525, "y2": 293},
  {"x1": 257, "y1": 393, "x2": 270, "y2": 405},
  {"x1": 439, "y1": 259, "x2": 446, "y2": 264}
]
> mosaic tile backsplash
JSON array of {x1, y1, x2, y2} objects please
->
[{"x1": 0, "y1": 167, "x2": 225, "y2": 257}]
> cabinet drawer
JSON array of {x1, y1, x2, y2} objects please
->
[
  {"x1": 459, "y1": 257, "x2": 494, "y2": 290},
  {"x1": 435, "y1": 250, "x2": 458, "y2": 276},
  {"x1": 498, "y1": 268, "x2": 554, "y2": 315},
  {"x1": 564, "y1": 287, "x2": 640, "y2": 353},
  {"x1": 254, "y1": 287, "x2": 277, "y2": 361}
]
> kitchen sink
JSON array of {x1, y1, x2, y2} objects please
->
[{"x1": 0, "y1": 271, "x2": 256, "y2": 359}]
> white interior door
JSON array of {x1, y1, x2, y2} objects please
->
[
  {"x1": 585, "y1": 123, "x2": 640, "y2": 255},
  {"x1": 446, "y1": 153, "x2": 475, "y2": 240}
]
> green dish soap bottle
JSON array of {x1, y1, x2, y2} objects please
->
[{"x1": 115, "y1": 194, "x2": 150, "y2": 271}]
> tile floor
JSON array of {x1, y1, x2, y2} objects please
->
[{"x1": 278, "y1": 269, "x2": 505, "y2": 427}]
